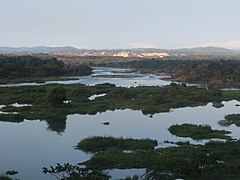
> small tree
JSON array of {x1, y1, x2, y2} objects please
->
[
  {"x1": 42, "y1": 163, "x2": 111, "y2": 180},
  {"x1": 47, "y1": 86, "x2": 66, "y2": 107}
]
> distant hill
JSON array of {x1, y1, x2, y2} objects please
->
[
  {"x1": 0, "y1": 46, "x2": 79, "y2": 53},
  {"x1": 128, "y1": 46, "x2": 238, "y2": 55},
  {"x1": 177, "y1": 46, "x2": 237, "y2": 55},
  {"x1": 1, "y1": 46, "x2": 240, "y2": 57},
  {"x1": 0, "y1": 55, "x2": 92, "y2": 78}
]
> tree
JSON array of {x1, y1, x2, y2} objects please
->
[
  {"x1": 46, "y1": 86, "x2": 66, "y2": 107},
  {"x1": 42, "y1": 163, "x2": 110, "y2": 180}
]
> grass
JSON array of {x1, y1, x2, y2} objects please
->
[
  {"x1": 168, "y1": 124, "x2": 231, "y2": 140},
  {"x1": 79, "y1": 137, "x2": 240, "y2": 179},
  {"x1": 0, "y1": 83, "x2": 238, "y2": 133},
  {"x1": 212, "y1": 102, "x2": 224, "y2": 108},
  {"x1": 77, "y1": 136, "x2": 158, "y2": 153},
  {"x1": 0, "y1": 114, "x2": 24, "y2": 123},
  {"x1": 0, "y1": 77, "x2": 79, "y2": 84},
  {"x1": 225, "y1": 114, "x2": 240, "y2": 127}
]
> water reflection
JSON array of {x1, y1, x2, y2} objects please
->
[
  {"x1": 0, "y1": 67, "x2": 239, "y2": 179},
  {"x1": 0, "y1": 67, "x2": 172, "y2": 88},
  {"x1": 46, "y1": 116, "x2": 67, "y2": 134},
  {"x1": 0, "y1": 100, "x2": 239, "y2": 179}
]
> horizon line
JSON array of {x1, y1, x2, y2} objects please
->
[{"x1": 0, "y1": 45, "x2": 239, "y2": 51}]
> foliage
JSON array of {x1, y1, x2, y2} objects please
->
[
  {"x1": 212, "y1": 102, "x2": 224, "y2": 108},
  {"x1": 0, "y1": 77, "x2": 79, "y2": 85},
  {"x1": 78, "y1": 136, "x2": 240, "y2": 179},
  {"x1": 0, "y1": 55, "x2": 92, "y2": 78},
  {"x1": 42, "y1": 163, "x2": 110, "y2": 180},
  {"x1": 168, "y1": 123, "x2": 231, "y2": 140},
  {"x1": 0, "y1": 84, "x2": 238, "y2": 133},
  {"x1": 0, "y1": 114, "x2": 24, "y2": 123},
  {"x1": 225, "y1": 114, "x2": 240, "y2": 127},
  {"x1": 46, "y1": 86, "x2": 66, "y2": 107},
  {"x1": 85, "y1": 58, "x2": 240, "y2": 86},
  {"x1": 77, "y1": 136, "x2": 158, "y2": 153}
]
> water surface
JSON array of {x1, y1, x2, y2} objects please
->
[
  {"x1": 0, "y1": 67, "x2": 172, "y2": 88},
  {"x1": 0, "y1": 100, "x2": 239, "y2": 179},
  {"x1": 0, "y1": 67, "x2": 239, "y2": 179}
]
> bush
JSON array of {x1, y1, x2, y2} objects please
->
[{"x1": 46, "y1": 86, "x2": 66, "y2": 107}]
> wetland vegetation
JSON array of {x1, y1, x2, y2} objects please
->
[
  {"x1": 42, "y1": 163, "x2": 110, "y2": 180},
  {"x1": 168, "y1": 124, "x2": 231, "y2": 140},
  {"x1": 0, "y1": 83, "x2": 238, "y2": 133},
  {"x1": 1, "y1": 55, "x2": 240, "y2": 179},
  {"x1": 224, "y1": 114, "x2": 240, "y2": 127},
  {"x1": 77, "y1": 136, "x2": 158, "y2": 153},
  {"x1": 45, "y1": 137, "x2": 240, "y2": 180}
]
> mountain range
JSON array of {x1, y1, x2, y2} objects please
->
[
  {"x1": 0, "y1": 46, "x2": 79, "y2": 53},
  {"x1": 0, "y1": 46, "x2": 240, "y2": 56}
]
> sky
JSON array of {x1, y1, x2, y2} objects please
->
[{"x1": 1, "y1": 0, "x2": 240, "y2": 49}]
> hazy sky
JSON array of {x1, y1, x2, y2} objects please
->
[{"x1": 1, "y1": 0, "x2": 240, "y2": 49}]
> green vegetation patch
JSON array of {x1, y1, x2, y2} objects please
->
[
  {"x1": 0, "y1": 114, "x2": 24, "y2": 123},
  {"x1": 168, "y1": 124, "x2": 231, "y2": 140},
  {"x1": 212, "y1": 102, "x2": 224, "y2": 108},
  {"x1": 0, "y1": 55, "x2": 92, "y2": 79},
  {"x1": 84, "y1": 58, "x2": 240, "y2": 86},
  {"x1": 0, "y1": 77, "x2": 79, "y2": 85},
  {"x1": 42, "y1": 163, "x2": 111, "y2": 180},
  {"x1": 0, "y1": 83, "x2": 238, "y2": 133},
  {"x1": 80, "y1": 139, "x2": 240, "y2": 179},
  {"x1": 225, "y1": 114, "x2": 240, "y2": 127},
  {"x1": 46, "y1": 137, "x2": 240, "y2": 179},
  {"x1": 77, "y1": 136, "x2": 158, "y2": 153}
]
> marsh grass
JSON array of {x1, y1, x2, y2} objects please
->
[
  {"x1": 80, "y1": 138, "x2": 240, "y2": 179},
  {"x1": 0, "y1": 83, "x2": 238, "y2": 133},
  {"x1": 168, "y1": 124, "x2": 231, "y2": 140},
  {"x1": 225, "y1": 114, "x2": 240, "y2": 127},
  {"x1": 77, "y1": 136, "x2": 158, "y2": 153}
]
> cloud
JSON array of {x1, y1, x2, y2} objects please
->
[{"x1": 199, "y1": 40, "x2": 240, "y2": 49}]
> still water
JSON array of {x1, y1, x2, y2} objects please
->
[
  {"x1": 0, "y1": 101, "x2": 239, "y2": 179},
  {"x1": 0, "y1": 67, "x2": 239, "y2": 179},
  {"x1": 0, "y1": 67, "x2": 172, "y2": 88}
]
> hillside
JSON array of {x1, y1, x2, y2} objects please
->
[
  {"x1": 0, "y1": 55, "x2": 92, "y2": 78},
  {"x1": 0, "y1": 46, "x2": 79, "y2": 53}
]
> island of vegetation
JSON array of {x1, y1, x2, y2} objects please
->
[
  {"x1": 44, "y1": 136, "x2": 240, "y2": 180},
  {"x1": 224, "y1": 114, "x2": 240, "y2": 126},
  {"x1": 77, "y1": 136, "x2": 158, "y2": 153},
  {"x1": 1, "y1": 55, "x2": 240, "y2": 179},
  {"x1": 168, "y1": 123, "x2": 231, "y2": 140},
  {"x1": 0, "y1": 83, "x2": 238, "y2": 133}
]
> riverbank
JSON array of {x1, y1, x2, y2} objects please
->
[
  {"x1": 0, "y1": 83, "x2": 238, "y2": 133},
  {"x1": 0, "y1": 77, "x2": 79, "y2": 85}
]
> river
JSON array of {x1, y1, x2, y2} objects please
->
[
  {"x1": 0, "y1": 67, "x2": 200, "y2": 88},
  {"x1": 0, "y1": 67, "x2": 239, "y2": 179}
]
